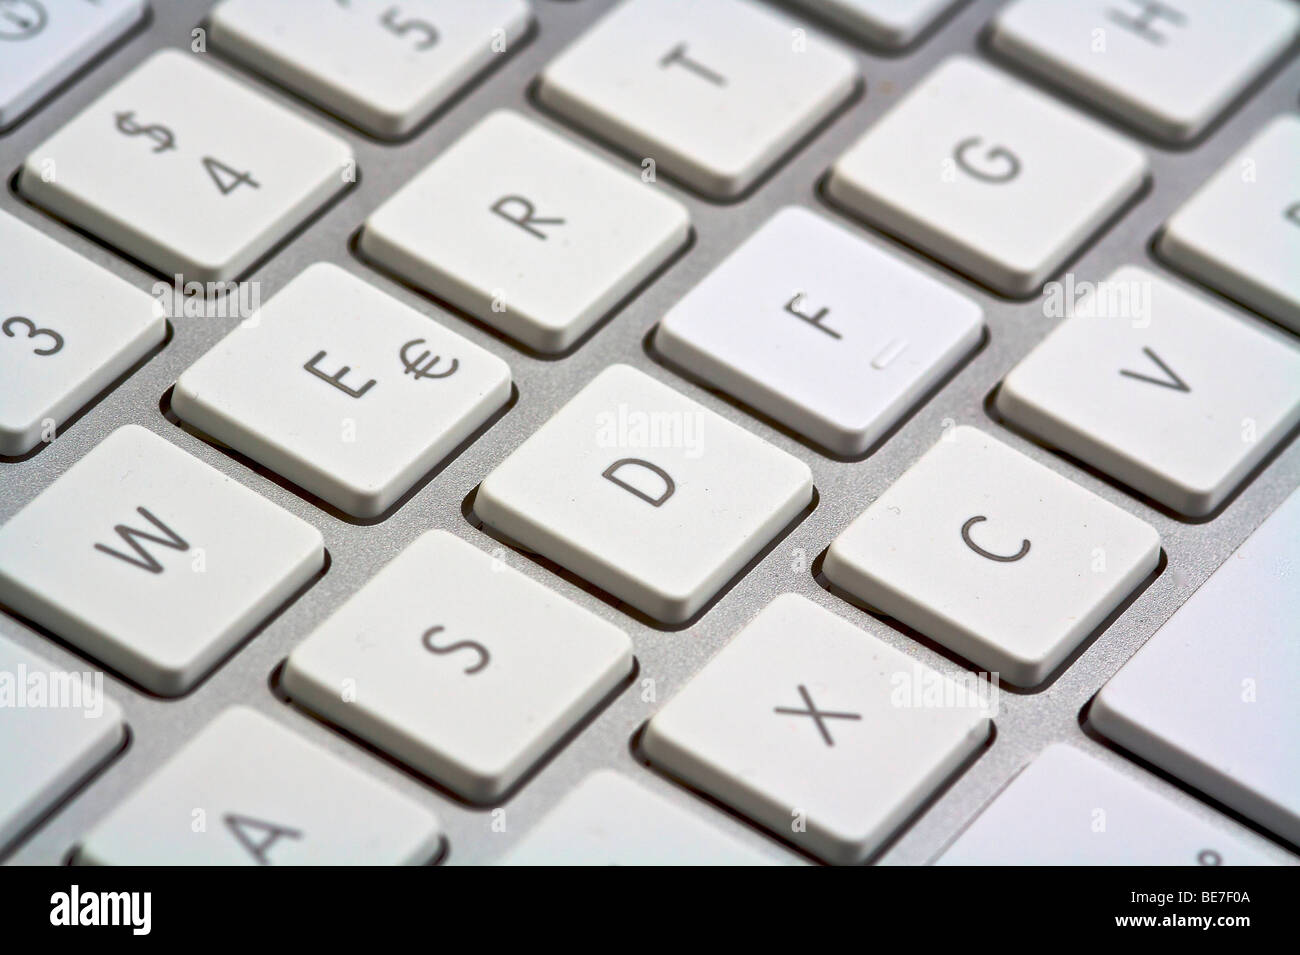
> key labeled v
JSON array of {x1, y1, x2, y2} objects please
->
[
  {"x1": 1119, "y1": 347, "x2": 1190, "y2": 392},
  {"x1": 94, "y1": 506, "x2": 190, "y2": 574}
]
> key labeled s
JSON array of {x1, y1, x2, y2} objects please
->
[{"x1": 421, "y1": 624, "x2": 490, "y2": 675}]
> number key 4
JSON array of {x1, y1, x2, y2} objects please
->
[{"x1": 18, "y1": 50, "x2": 354, "y2": 284}]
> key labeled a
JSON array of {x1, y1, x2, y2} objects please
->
[
  {"x1": 76, "y1": 707, "x2": 442, "y2": 864},
  {"x1": 0, "y1": 426, "x2": 324, "y2": 695}
]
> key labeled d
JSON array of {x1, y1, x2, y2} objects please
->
[{"x1": 602, "y1": 458, "x2": 675, "y2": 507}]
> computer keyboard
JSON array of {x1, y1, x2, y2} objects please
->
[{"x1": 0, "y1": 0, "x2": 1297, "y2": 866}]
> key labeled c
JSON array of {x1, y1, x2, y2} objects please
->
[{"x1": 961, "y1": 515, "x2": 1030, "y2": 563}]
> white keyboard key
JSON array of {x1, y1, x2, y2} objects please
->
[
  {"x1": 499, "y1": 771, "x2": 782, "y2": 865},
  {"x1": 990, "y1": 0, "x2": 1300, "y2": 144},
  {"x1": 173, "y1": 264, "x2": 511, "y2": 519},
  {"x1": 1159, "y1": 116, "x2": 1300, "y2": 335},
  {"x1": 657, "y1": 206, "x2": 983, "y2": 456},
  {"x1": 997, "y1": 266, "x2": 1300, "y2": 517},
  {"x1": 0, "y1": 0, "x2": 145, "y2": 129},
  {"x1": 643, "y1": 594, "x2": 991, "y2": 864},
  {"x1": 0, "y1": 426, "x2": 324, "y2": 695},
  {"x1": 0, "y1": 211, "x2": 166, "y2": 456},
  {"x1": 77, "y1": 707, "x2": 441, "y2": 864},
  {"x1": 937, "y1": 745, "x2": 1274, "y2": 865},
  {"x1": 536, "y1": 0, "x2": 858, "y2": 199},
  {"x1": 208, "y1": 0, "x2": 532, "y2": 139},
  {"x1": 18, "y1": 49, "x2": 354, "y2": 283},
  {"x1": 283, "y1": 531, "x2": 632, "y2": 803},
  {"x1": 786, "y1": 0, "x2": 959, "y2": 49},
  {"x1": 361, "y1": 110, "x2": 689, "y2": 354},
  {"x1": 824, "y1": 427, "x2": 1160, "y2": 687},
  {"x1": 826, "y1": 56, "x2": 1148, "y2": 297},
  {"x1": 0, "y1": 635, "x2": 124, "y2": 851},
  {"x1": 1092, "y1": 487, "x2": 1300, "y2": 845},
  {"x1": 476, "y1": 365, "x2": 813, "y2": 624}
]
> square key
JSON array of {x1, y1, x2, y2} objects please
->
[
  {"x1": 0, "y1": 0, "x2": 145, "y2": 129},
  {"x1": 536, "y1": 0, "x2": 858, "y2": 199},
  {"x1": 990, "y1": 0, "x2": 1300, "y2": 144},
  {"x1": 77, "y1": 707, "x2": 443, "y2": 865},
  {"x1": 499, "y1": 771, "x2": 782, "y2": 865},
  {"x1": 475, "y1": 364, "x2": 813, "y2": 624},
  {"x1": 997, "y1": 266, "x2": 1300, "y2": 517},
  {"x1": 361, "y1": 110, "x2": 689, "y2": 354},
  {"x1": 657, "y1": 206, "x2": 983, "y2": 456},
  {"x1": 643, "y1": 594, "x2": 992, "y2": 864},
  {"x1": 0, "y1": 635, "x2": 124, "y2": 852},
  {"x1": 208, "y1": 0, "x2": 532, "y2": 138},
  {"x1": 0, "y1": 210, "x2": 166, "y2": 456},
  {"x1": 283, "y1": 531, "x2": 633, "y2": 803},
  {"x1": 1091, "y1": 487, "x2": 1300, "y2": 845},
  {"x1": 785, "y1": 0, "x2": 962, "y2": 49},
  {"x1": 936, "y1": 745, "x2": 1275, "y2": 865},
  {"x1": 18, "y1": 49, "x2": 354, "y2": 283},
  {"x1": 0, "y1": 426, "x2": 324, "y2": 695},
  {"x1": 173, "y1": 264, "x2": 512, "y2": 518},
  {"x1": 826, "y1": 56, "x2": 1148, "y2": 297},
  {"x1": 1159, "y1": 116, "x2": 1300, "y2": 335},
  {"x1": 823, "y1": 427, "x2": 1160, "y2": 687}
]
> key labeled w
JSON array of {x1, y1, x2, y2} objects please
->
[{"x1": 94, "y1": 507, "x2": 189, "y2": 574}]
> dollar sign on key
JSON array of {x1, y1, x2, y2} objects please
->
[{"x1": 114, "y1": 111, "x2": 177, "y2": 153}]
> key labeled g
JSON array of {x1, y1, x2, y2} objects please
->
[{"x1": 953, "y1": 137, "x2": 1022, "y2": 184}]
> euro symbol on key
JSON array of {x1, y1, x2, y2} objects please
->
[
  {"x1": 113, "y1": 111, "x2": 177, "y2": 153},
  {"x1": 399, "y1": 339, "x2": 458, "y2": 380}
]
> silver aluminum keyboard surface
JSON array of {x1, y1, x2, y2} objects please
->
[{"x1": 2, "y1": 0, "x2": 1298, "y2": 865}]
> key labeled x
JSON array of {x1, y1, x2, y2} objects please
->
[{"x1": 774, "y1": 684, "x2": 861, "y2": 747}]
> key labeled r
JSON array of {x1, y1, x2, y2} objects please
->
[{"x1": 490, "y1": 195, "x2": 565, "y2": 240}]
